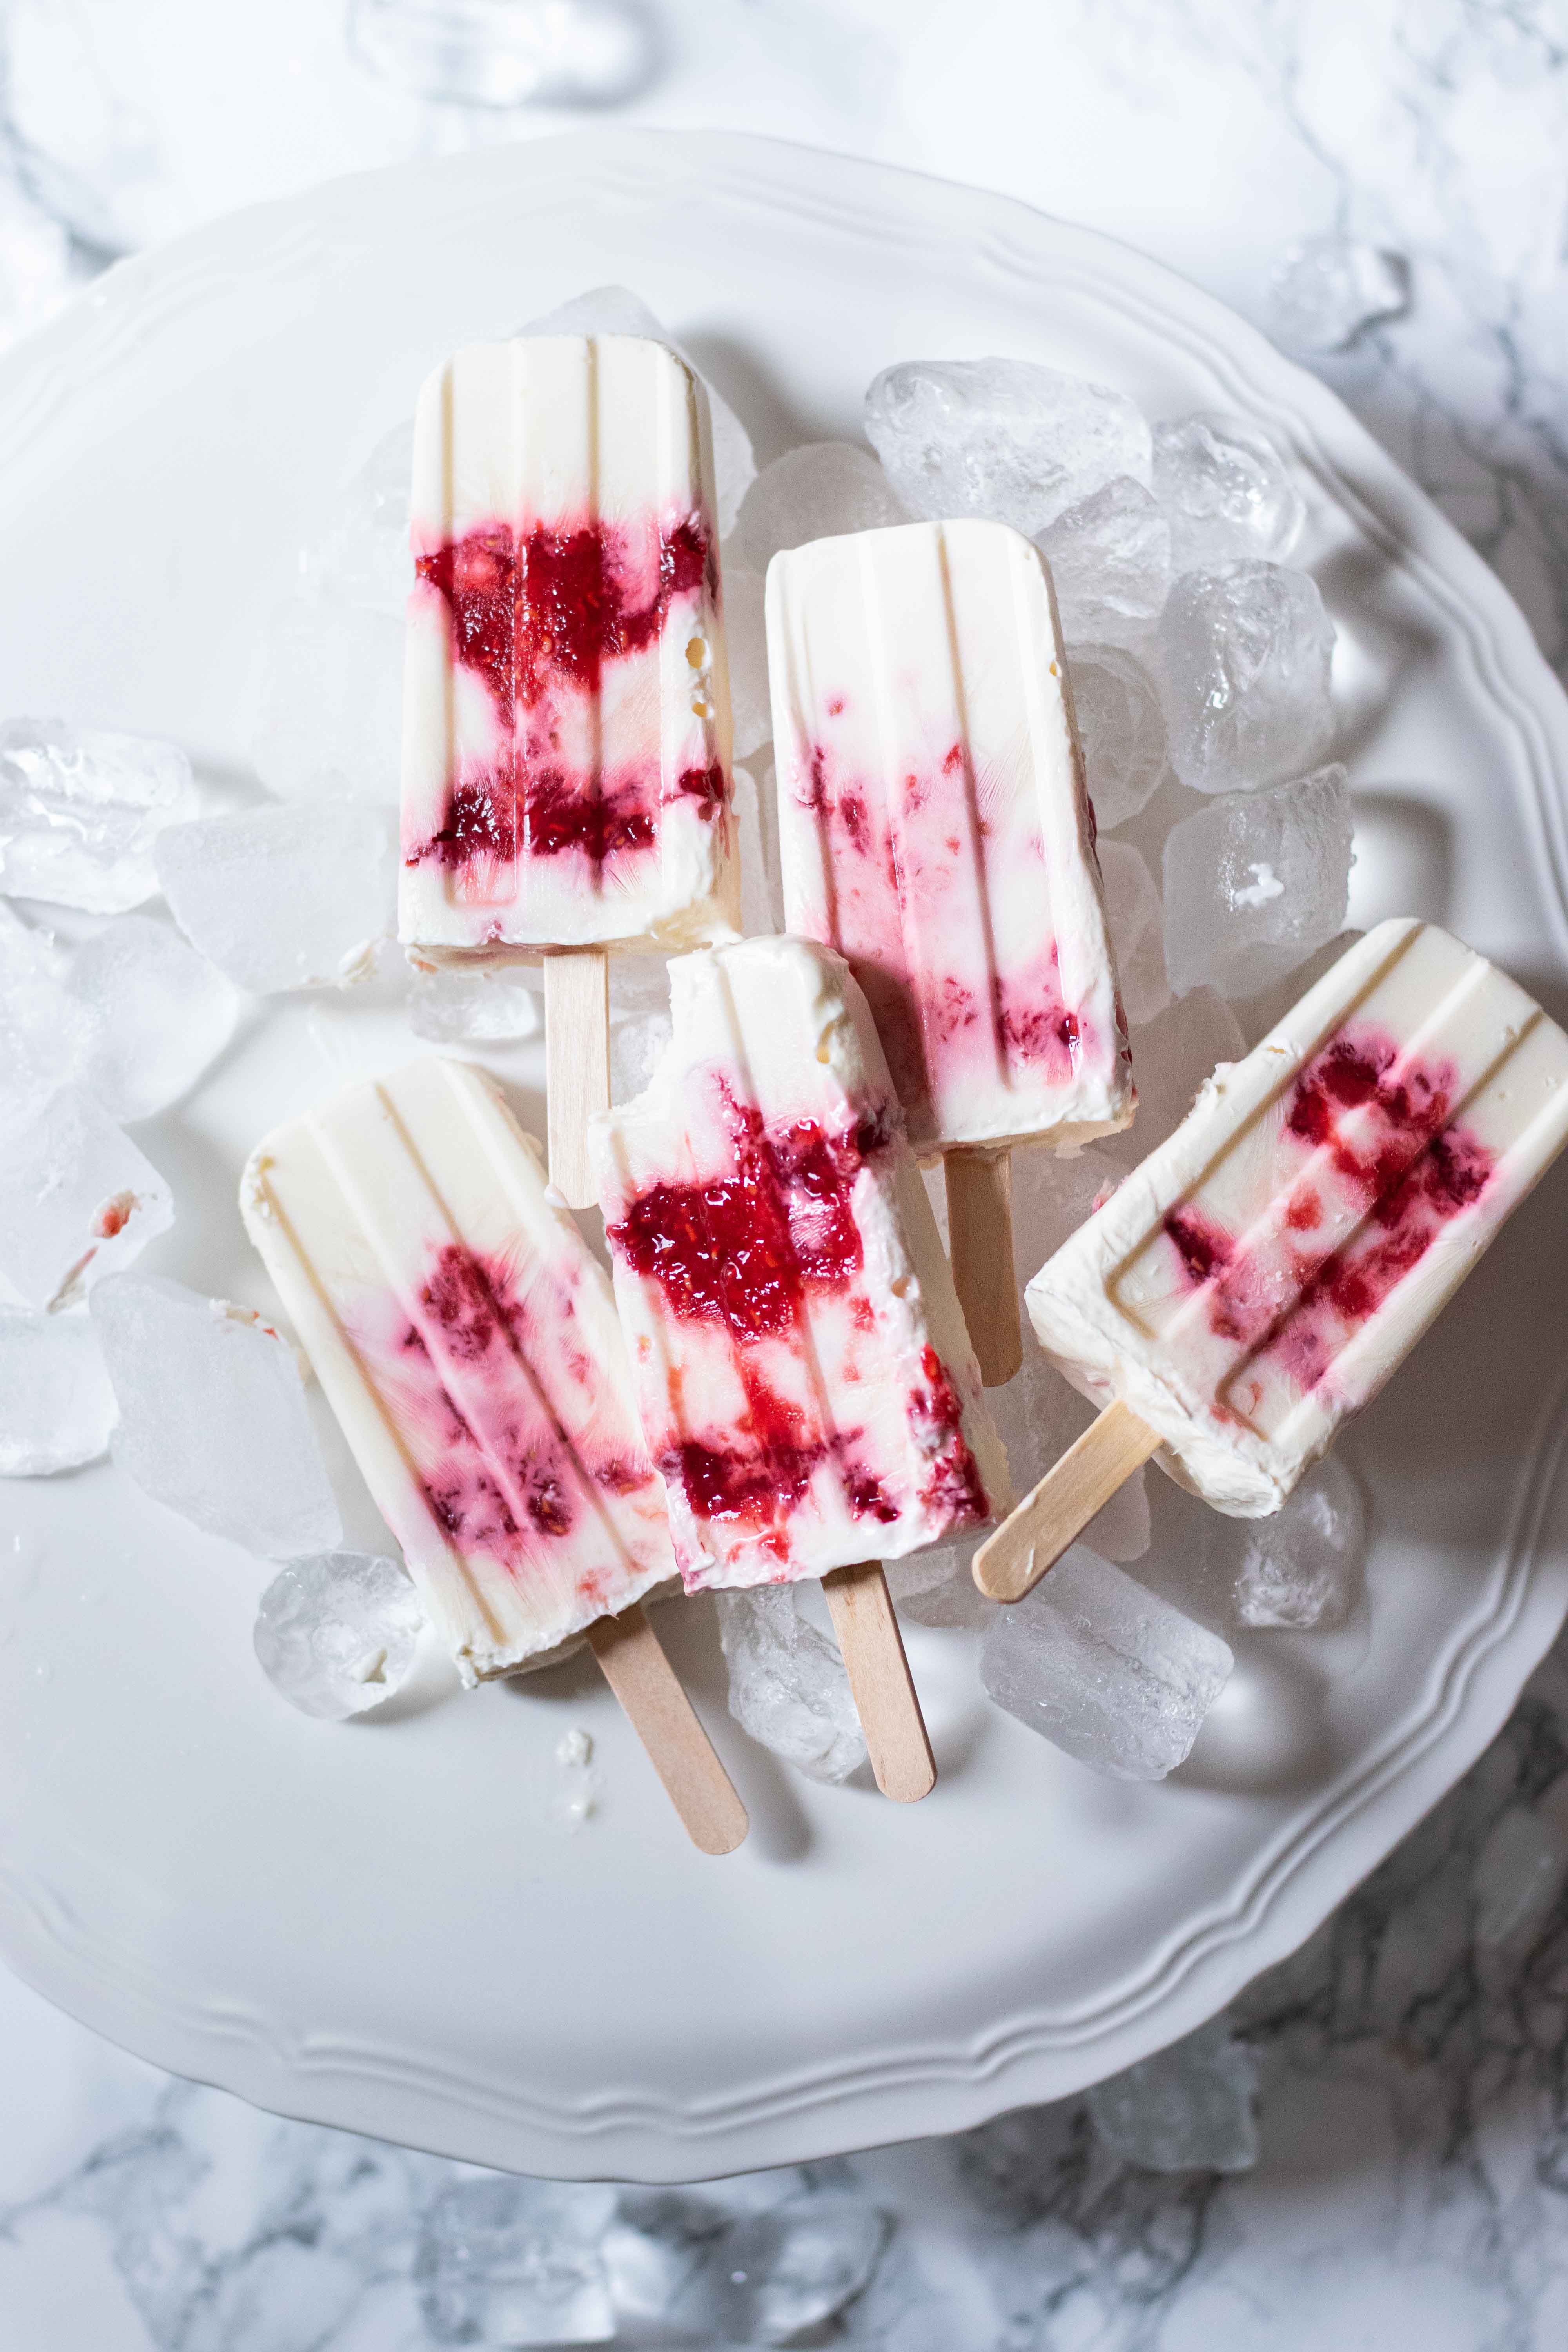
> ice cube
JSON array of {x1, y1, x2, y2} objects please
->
[
  {"x1": 1152, "y1": 413, "x2": 1305, "y2": 570},
  {"x1": 1094, "y1": 987, "x2": 1246, "y2": 1173},
  {"x1": 1269, "y1": 237, "x2": 1410, "y2": 354},
  {"x1": 0, "y1": 1086, "x2": 173, "y2": 1311},
  {"x1": 884, "y1": 1543, "x2": 995, "y2": 1629},
  {"x1": 298, "y1": 418, "x2": 415, "y2": 614},
  {"x1": 715, "y1": 1584, "x2": 867, "y2": 1784},
  {"x1": 1088, "y1": 2018, "x2": 1259, "y2": 2173},
  {"x1": 67, "y1": 915, "x2": 237, "y2": 1120},
  {"x1": 1163, "y1": 764, "x2": 1353, "y2": 999},
  {"x1": 733, "y1": 755, "x2": 784, "y2": 938},
  {"x1": 1158, "y1": 562, "x2": 1335, "y2": 795},
  {"x1": 416, "y1": 2178, "x2": 616, "y2": 2347},
  {"x1": 1097, "y1": 839, "x2": 1169, "y2": 1025},
  {"x1": 1472, "y1": 1800, "x2": 1568, "y2": 1948},
  {"x1": 0, "y1": 1307, "x2": 117, "y2": 1475},
  {"x1": 91, "y1": 1272, "x2": 342, "y2": 1558},
  {"x1": 865, "y1": 357, "x2": 1151, "y2": 538},
  {"x1": 610, "y1": 1009, "x2": 672, "y2": 1106},
  {"x1": 156, "y1": 804, "x2": 398, "y2": 992},
  {"x1": 0, "y1": 901, "x2": 94, "y2": 1127},
  {"x1": 607, "y1": 953, "x2": 672, "y2": 1016},
  {"x1": 728, "y1": 441, "x2": 911, "y2": 572},
  {"x1": 0, "y1": 719, "x2": 198, "y2": 912},
  {"x1": 1038, "y1": 475, "x2": 1170, "y2": 639},
  {"x1": 605, "y1": 2189, "x2": 887, "y2": 2344},
  {"x1": 1223, "y1": 1457, "x2": 1365, "y2": 1630},
  {"x1": 253, "y1": 1551, "x2": 425, "y2": 1721},
  {"x1": 1067, "y1": 642, "x2": 1167, "y2": 832},
  {"x1": 407, "y1": 965, "x2": 541, "y2": 1043},
  {"x1": 250, "y1": 598, "x2": 404, "y2": 805},
  {"x1": 703, "y1": 2198, "x2": 889, "y2": 2344},
  {"x1": 1011, "y1": 1144, "x2": 1122, "y2": 1269},
  {"x1": 723, "y1": 563, "x2": 772, "y2": 759},
  {"x1": 521, "y1": 285, "x2": 756, "y2": 536},
  {"x1": 981, "y1": 1546, "x2": 1233, "y2": 1780}
]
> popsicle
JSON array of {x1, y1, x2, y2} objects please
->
[
  {"x1": 767, "y1": 517, "x2": 1134, "y2": 1387},
  {"x1": 399, "y1": 333, "x2": 739, "y2": 1207},
  {"x1": 975, "y1": 920, "x2": 1568, "y2": 1601},
  {"x1": 240, "y1": 1055, "x2": 747, "y2": 1853},
  {"x1": 592, "y1": 934, "x2": 1012, "y2": 1800}
]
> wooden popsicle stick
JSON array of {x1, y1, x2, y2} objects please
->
[
  {"x1": 545, "y1": 948, "x2": 610, "y2": 1210},
  {"x1": 972, "y1": 1399, "x2": 1161, "y2": 1604},
  {"x1": 822, "y1": 1562, "x2": 937, "y2": 1804},
  {"x1": 945, "y1": 1147, "x2": 1022, "y2": 1389},
  {"x1": 586, "y1": 1605, "x2": 749, "y2": 1855}
]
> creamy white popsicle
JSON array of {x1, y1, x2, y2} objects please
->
[
  {"x1": 241, "y1": 1056, "x2": 679, "y2": 1681},
  {"x1": 977, "y1": 921, "x2": 1568, "y2": 1600},
  {"x1": 399, "y1": 333, "x2": 738, "y2": 958},
  {"x1": 592, "y1": 935, "x2": 1011, "y2": 1589},
  {"x1": 767, "y1": 518, "x2": 1132, "y2": 1156}
]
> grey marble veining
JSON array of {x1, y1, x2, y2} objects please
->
[{"x1": 3, "y1": 2, "x2": 1568, "y2": 2345}]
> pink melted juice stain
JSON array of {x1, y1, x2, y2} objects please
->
[
  {"x1": 608, "y1": 1086, "x2": 986, "y2": 1555},
  {"x1": 1161, "y1": 1027, "x2": 1495, "y2": 1397},
  {"x1": 406, "y1": 510, "x2": 720, "y2": 887}
]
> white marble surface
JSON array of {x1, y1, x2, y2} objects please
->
[{"x1": 4, "y1": 3, "x2": 1568, "y2": 2345}]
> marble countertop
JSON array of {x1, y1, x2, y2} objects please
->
[{"x1": 4, "y1": 2, "x2": 1568, "y2": 2345}]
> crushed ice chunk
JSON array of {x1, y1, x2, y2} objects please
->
[
  {"x1": 521, "y1": 285, "x2": 756, "y2": 536},
  {"x1": 610, "y1": 1009, "x2": 672, "y2": 1105},
  {"x1": 728, "y1": 441, "x2": 911, "y2": 572},
  {"x1": 0, "y1": 718, "x2": 198, "y2": 911},
  {"x1": 0, "y1": 1307, "x2": 117, "y2": 1475},
  {"x1": 299, "y1": 419, "x2": 415, "y2": 614},
  {"x1": 91, "y1": 1272, "x2": 342, "y2": 1558},
  {"x1": 407, "y1": 965, "x2": 541, "y2": 1043},
  {"x1": 0, "y1": 901, "x2": 94, "y2": 1128},
  {"x1": 1067, "y1": 642, "x2": 1167, "y2": 832},
  {"x1": 67, "y1": 915, "x2": 237, "y2": 1120},
  {"x1": 865, "y1": 357, "x2": 1151, "y2": 537},
  {"x1": 606, "y1": 2189, "x2": 887, "y2": 2344},
  {"x1": 885, "y1": 1543, "x2": 994, "y2": 1630},
  {"x1": 1472, "y1": 1798, "x2": 1568, "y2": 1948},
  {"x1": 1226, "y1": 1457, "x2": 1365, "y2": 1630},
  {"x1": 722, "y1": 563, "x2": 772, "y2": 759},
  {"x1": 1094, "y1": 987, "x2": 1246, "y2": 1173},
  {"x1": 1163, "y1": 764, "x2": 1353, "y2": 999},
  {"x1": 1097, "y1": 839, "x2": 1169, "y2": 1025},
  {"x1": 157, "y1": 804, "x2": 398, "y2": 992},
  {"x1": 1038, "y1": 475, "x2": 1170, "y2": 637},
  {"x1": 1269, "y1": 236, "x2": 1410, "y2": 354},
  {"x1": 254, "y1": 1550, "x2": 425, "y2": 1720},
  {"x1": 607, "y1": 953, "x2": 673, "y2": 1016},
  {"x1": 1152, "y1": 412, "x2": 1306, "y2": 570},
  {"x1": 250, "y1": 598, "x2": 405, "y2": 805},
  {"x1": 734, "y1": 755, "x2": 784, "y2": 938},
  {"x1": 716, "y1": 1583, "x2": 867, "y2": 1783},
  {"x1": 981, "y1": 1546, "x2": 1233, "y2": 1780},
  {"x1": 1088, "y1": 2018, "x2": 1259, "y2": 2172},
  {"x1": 1157, "y1": 561, "x2": 1336, "y2": 794},
  {"x1": 416, "y1": 2177, "x2": 617, "y2": 2347},
  {"x1": 0, "y1": 1086, "x2": 173, "y2": 1311}
]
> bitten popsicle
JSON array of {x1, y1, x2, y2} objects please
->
[
  {"x1": 975, "y1": 920, "x2": 1568, "y2": 1602},
  {"x1": 399, "y1": 333, "x2": 739, "y2": 1206},
  {"x1": 592, "y1": 935, "x2": 1012, "y2": 1800},
  {"x1": 240, "y1": 1056, "x2": 746, "y2": 1854},
  {"x1": 767, "y1": 517, "x2": 1134, "y2": 1386}
]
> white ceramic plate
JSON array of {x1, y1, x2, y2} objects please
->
[{"x1": 4, "y1": 130, "x2": 1568, "y2": 2185}]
